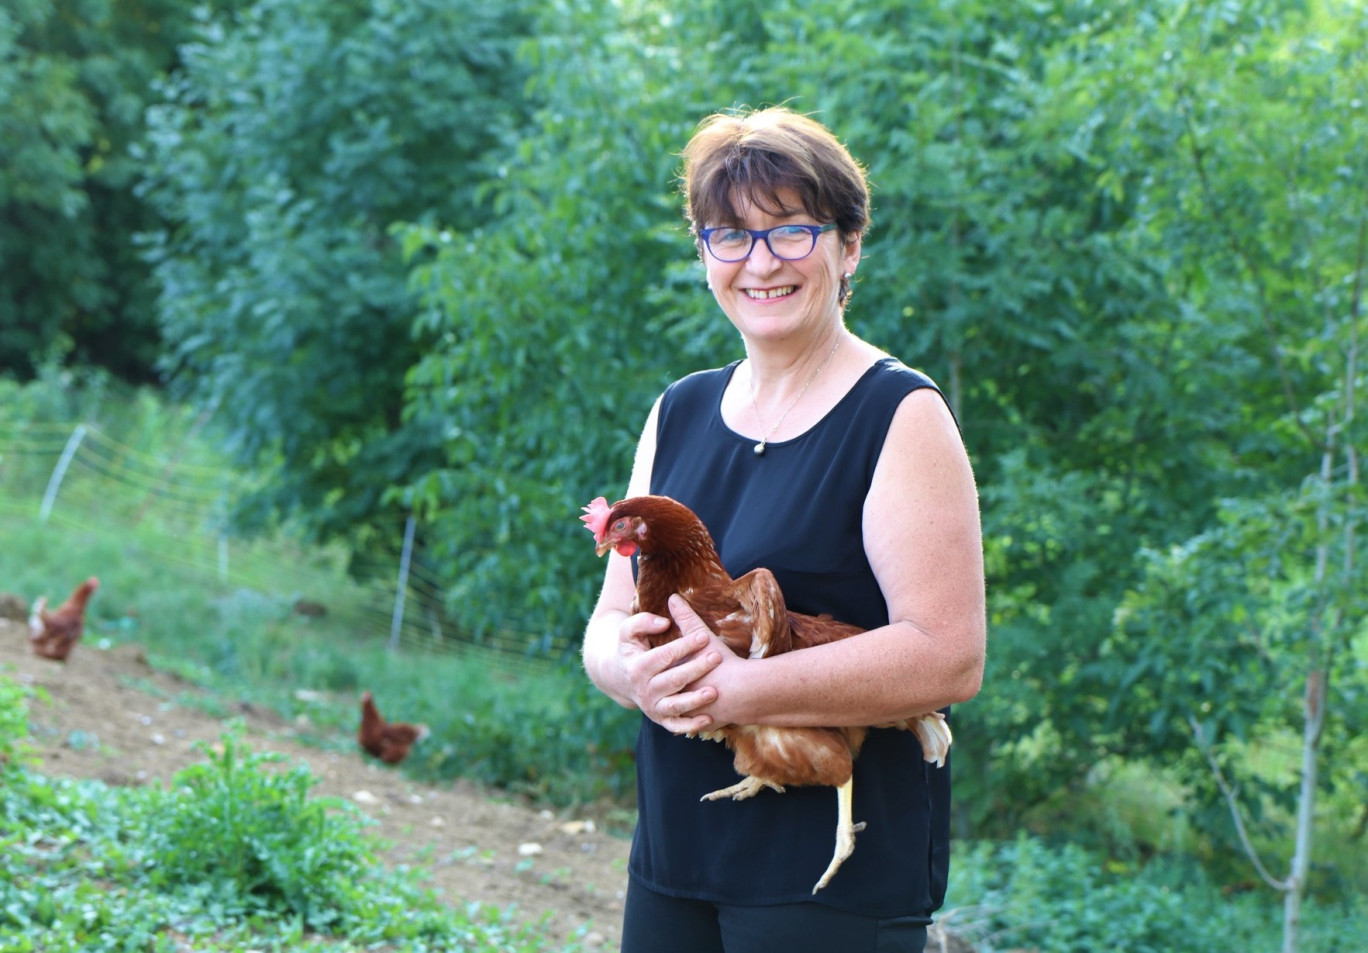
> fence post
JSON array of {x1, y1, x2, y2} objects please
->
[
  {"x1": 389, "y1": 513, "x2": 416, "y2": 651},
  {"x1": 39, "y1": 424, "x2": 87, "y2": 522}
]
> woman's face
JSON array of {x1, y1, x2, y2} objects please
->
[{"x1": 700, "y1": 188, "x2": 861, "y2": 346}]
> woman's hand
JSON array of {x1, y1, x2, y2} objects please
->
[
  {"x1": 666, "y1": 594, "x2": 746, "y2": 728},
  {"x1": 615, "y1": 602, "x2": 724, "y2": 735}
]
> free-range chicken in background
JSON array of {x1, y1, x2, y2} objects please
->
[
  {"x1": 581, "y1": 494, "x2": 951, "y2": 893},
  {"x1": 358, "y1": 690, "x2": 429, "y2": 765},
  {"x1": 29, "y1": 576, "x2": 100, "y2": 662}
]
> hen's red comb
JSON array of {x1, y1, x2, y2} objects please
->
[{"x1": 580, "y1": 496, "x2": 612, "y2": 543}]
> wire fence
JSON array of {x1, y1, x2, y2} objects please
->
[{"x1": 0, "y1": 421, "x2": 557, "y2": 673}]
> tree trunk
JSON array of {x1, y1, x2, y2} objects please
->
[{"x1": 1283, "y1": 667, "x2": 1327, "y2": 953}]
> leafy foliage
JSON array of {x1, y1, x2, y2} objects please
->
[
  {"x1": 1075, "y1": 0, "x2": 1368, "y2": 878},
  {"x1": 0, "y1": 0, "x2": 246, "y2": 384},
  {"x1": 395, "y1": 0, "x2": 1283, "y2": 819},
  {"x1": 141, "y1": 0, "x2": 539, "y2": 568},
  {"x1": 398, "y1": 0, "x2": 716, "y2": 645},
  {"x1": 139, "y1": 725, "x2": 374, "y2": 928},
  {"x1": 944, "y1": 834, "x2": 1368, "y2": 953},
  {"x1": 0, "y1": 676, "x2": 46, "y2": 773}
]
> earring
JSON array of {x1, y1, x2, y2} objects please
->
[{"x1": 843, "y1": 272, "x2": 852, "y2": 280}]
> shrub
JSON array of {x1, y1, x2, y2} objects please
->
[
  {"x1": 943, "y1": 834, "x2": 1367, "y2": 953},
  {"x1": 137, "y1": 723, "x2": 377, "y2": 931}
]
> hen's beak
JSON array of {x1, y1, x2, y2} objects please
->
[{"x1": 594, "y1": 538, "x2": 613, "y2": 558}]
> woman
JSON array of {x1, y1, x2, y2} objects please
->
[{"x1": 582, "y1": 106, "x2": 986, "y2": 953}]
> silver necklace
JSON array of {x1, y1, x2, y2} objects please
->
[{"x1": 748, "y1": 334, "x2": 843, "y2": 456}]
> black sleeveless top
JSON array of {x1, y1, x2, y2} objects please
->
[{"x1": 634, "y1": 356, "x2": 952, "y2": 917}]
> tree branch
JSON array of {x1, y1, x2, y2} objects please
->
[{"x1": 1187, "y1": 714, "x2": 1289, "y2": 892}]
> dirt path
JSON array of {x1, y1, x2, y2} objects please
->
[{"x1": 0, "y1": 618, "x2": 630, "y2": 951}]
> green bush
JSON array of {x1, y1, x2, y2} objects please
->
[
  {"x1": 943, "y1": 834, "x2": 1368, "y2": 953},
  {"x1": 136, "y1": 724, "x2": 374, "y2": 930}
]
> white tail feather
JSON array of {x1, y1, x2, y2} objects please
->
[
  {"x1": 28, "y1": 596, "x2": 47, "y2": 639},
  {"x1": 912, "y1": 712, "x2": 953, "y2": 768}
]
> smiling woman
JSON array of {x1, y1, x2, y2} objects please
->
[{"x1": 580, "y1": 106, "x2": 987, "y2": 953}]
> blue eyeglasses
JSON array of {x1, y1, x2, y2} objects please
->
[{"x1": 698, "y1": 224, "x2": 837, "y2": 262}]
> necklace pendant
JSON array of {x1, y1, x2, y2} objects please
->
[{"x1": 753, "y1": 441, "x2": 766, "y2": 456}]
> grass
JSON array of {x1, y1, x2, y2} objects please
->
[
  {"x1": 0, "y1": 371, "x2": 640, "y2": 811},
  {"x1": 0, "y1": 505, "x2": 638, "y2": 809}
]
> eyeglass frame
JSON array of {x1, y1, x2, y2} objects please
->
[{"x1": 697, "y1": 223, "x2": 838, "y2": 262}]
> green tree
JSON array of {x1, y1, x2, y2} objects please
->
[
  {"x1": 1, "y1": 0, "x2": 96, "y2": 374},
  {"x1": 142, "y1": 0, "x2": 537, "y2": 569},
  {"x1": 399, "y1": 0, "x2": 715, "y2": 646},
  {"x1": 1080, "y1": 4, "x2": 1368, "y2": 948},
  {"x1": 0, "y1": 0, "x2": 234, "y2": 383},
  {"x1": 397, "y1": 0, "x2": 1222, "y2": 737}
]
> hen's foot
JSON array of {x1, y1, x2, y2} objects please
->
[
  {"x1": 700, "y1": 776, "x2": 785, "y2": 801},
  {"x1": 813, "y1": 778, "x2": 864, "y2": 893}
]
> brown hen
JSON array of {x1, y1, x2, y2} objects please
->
[
  {"x1": 29, "y1": 576, "x2": 100, "y2": 662},
  {"x1": 581, "y1": 494, "x2": 951, "y2": 892},
  {"x1": 358, "y1": 691, "x2": 429, "y2": 764}
]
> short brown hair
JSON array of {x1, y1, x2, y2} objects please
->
[{"x1": 680, "y1": 106, "x2": 871, "y2": 242}]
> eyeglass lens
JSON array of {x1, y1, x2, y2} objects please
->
[{"x1": 708, "y1": 225, "x2": 820, "y2": 261}]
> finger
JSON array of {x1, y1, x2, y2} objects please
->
[
  {"x1": 670, "y1": 687, "x2": 718, "y2": 715},
  {"x1": 620, "y1": 612, "x2": 670, "y2": 645},
  {"x1": 654, "y1": 627, "x2": 709, "y2": 669},
  {"x1": 653, "y1": 646, "x2": 720, "y2": 696},
  {"x1": 666, "y1": 713, "x2": 713, "y2": 736},
  {"x1": 674, "y1": 649, "x2": 723, "y2": 686},
  {"x1": 667, "y1": 594, "x2": 710, "y2": 637},
  {"x1": 654, "y1": 692, "x2": 715, "y2": 733}
]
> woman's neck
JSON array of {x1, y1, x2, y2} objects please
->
[{"x1": 744, "y1": 325, "x2": 847, "y2": 402}]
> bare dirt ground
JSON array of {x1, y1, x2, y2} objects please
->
[{"x1": 0, "y1": 617, "x2": 630, "y2": 951}]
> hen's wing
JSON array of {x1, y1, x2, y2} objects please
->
[
  {"x1": 788, "y1": 610, "x2": 864, "y2": 650},
  {"x1": 788, "y1": 608, "x2": 950, "y2": 764},
  {"x1": 378, "y1": 722, "x2": 429, "y2": 763},
  {"x1": 682, "y1": 567, "x2": 789, "y2": 659}
]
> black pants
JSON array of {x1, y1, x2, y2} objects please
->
[{"x1": 621, "y1": 877, "x2": 929, "y2": 953}]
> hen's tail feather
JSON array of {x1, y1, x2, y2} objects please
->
[
  {"x1": 28, "y1": 597, "x2": 46, "y2": 639},
  {"x1": 912, "y1": 712, "x2": 953, "y2": 768}
]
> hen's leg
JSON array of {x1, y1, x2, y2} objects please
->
[
  {"x1": 701, "y1": 776, "x2": 785, "y2": 801},
  {"x1": 812, "y1": 777, "x2": 865, "y2": 893}
]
